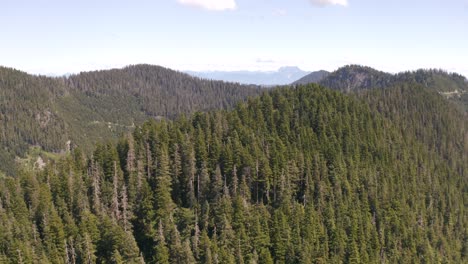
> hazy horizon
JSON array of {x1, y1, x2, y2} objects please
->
[
  {"x1": 2, "y1": 0, "x2": 468, "y2": 76},
  {"x1": 4, "y1": 64, "x2": 467, "y2": 81}
]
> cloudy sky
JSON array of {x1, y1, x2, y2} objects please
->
[{"x1": 1, "y1": 0, "x2": 468, "y2": 76}]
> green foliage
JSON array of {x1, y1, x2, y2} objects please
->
[
  {"x1": 0, "y1": 65, "x2": 263, "y2": 175},
  {"x1": 312, "y1": 65, "x2": 468, "y2": 112},
  {"x1": 0, "y1": 84, "x2": 465, "y2": 263}
]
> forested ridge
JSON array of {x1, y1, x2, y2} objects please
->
[
  {"x1": 295, "y1": 65, "x2": 468, "y2": 112},
  {"x1": 0, "y1": 65, "x2": 262, "y2": 176},
  {"x1": 292, "y1": 70, "x2": 330, "y2": 86},
  {"x1": 0, "y1": 83, "x2": 465, "y2": 263}
]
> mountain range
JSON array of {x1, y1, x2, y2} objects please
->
[
  {"x1": 186, "y1": 66, "x2": 315, "y2": 86},
  {"x1": 0, "y1": 62, "x2": 466, "y2": 263},
  {"x1": 2, "y1": 64, "x2": 468, "y2": 177},
  {"x1": 0, "y1": 65, "x2": 466, "y2": 263}
]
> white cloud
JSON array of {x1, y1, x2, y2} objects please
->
[
  {"x1": 177, "y1": 0, "x2": 236, "y2": 11},
  {"x1": 309, "y1": 0, "x2": 348, "y2": 7}
]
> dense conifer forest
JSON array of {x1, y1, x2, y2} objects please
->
[
  {"x1": 0, "y1": 83, "x2": 466, "y2": 263},
  {"x1": 0, "y1": 65, "x2": 262, "y2": 176},
  {"x1": 297, "y1": 65, "x2": 468, "y2": 112},
  {"x1": 3, "y1": 0, "x2": 467, "y2": 262}
]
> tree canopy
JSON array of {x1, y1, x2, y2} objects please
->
[{"x1": 0, "y1": 83, "x2": 465, "y2": 263}]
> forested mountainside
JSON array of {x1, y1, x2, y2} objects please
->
[
  {"x1": 66, "y1": 65, "x2": 261, "y2": 119},
  {"x1": 0, "y1": 84, "x2": 465, "y2": 263},
  {"x1": 316, "y1": 65, "x2": 393, "y2": 93},
  {"x1": 362, "y1": 84, "x2": 467, "y2": 173},
  {"x1": 0, "y1": 65, "x2": 262, "y2": 175},
  {"x1": 295, "y1": 65, "x2": 468, "y2": 112}
]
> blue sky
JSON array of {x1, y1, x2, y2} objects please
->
[{"x1": 1, "y1": 0, "x2": 467, "y2": 76}]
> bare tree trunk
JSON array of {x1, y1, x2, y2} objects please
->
[
  {"x1": 111, "y1": 161, "x2": 120, "y2": 221},
  {"x1": 89, "y1": 159, "x2": 101, "y2": 214},
  {"x1": 121, "y1": 185, "x2": 130, "y2": 232}
]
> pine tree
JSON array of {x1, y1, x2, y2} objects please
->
[
  {"x1": 154, "y1": 221, "x2": 170, "y2": 264},
  {"x1": 154, "y1": 145, "x2": 176, "y2": 224}
]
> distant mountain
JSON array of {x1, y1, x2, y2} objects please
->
[
  {"x1": 187, "y1": 66, "x2": 314, "y2": 86},
  {"x1": 291, "y1": 70, "x2": 329, "y2": 85},
  {"x1": 296, "y1": 65, "x2": 468, "y2": 112},
  {"x1": 0, "y1": 64, "x2": 263, "y2": 175}
]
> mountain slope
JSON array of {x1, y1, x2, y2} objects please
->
[
  {"x1": 363, "y1": 83, "x2": 467, "y2": 178},
  {"x1": 317, "y1": 65, "x2": 393, "y2": 92},
  {"x1": 187, "y1": 66, "x2": 312, "y2": 86},
  {"x1": 291, "y1": 70, "x2": 329, "y2": 85},
  {"x1": 67, "y1": 65, "x2": 262, "y2": 119},
  {"x1": 0, "y1": 65, "x2": 263, "y2": 175},
  {"x1": 0, "y1": 84, "x2": 465, "y2": 263},
  {"x1": 318, "y1": 65, "x2": 468, "y2": 94},
  {"x1": 0, "y1": 67, "x2": 70, "y2": 175},
  {"x1": 296, "y1": 65, "x2": 468, "y2": 112},
  {"x1": 395, "y1": 69, "x2": 468, "y2": 112}
]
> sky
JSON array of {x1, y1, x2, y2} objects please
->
[{"x1": 1, "y1": 0, "x2": 468, "y2": 76}]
